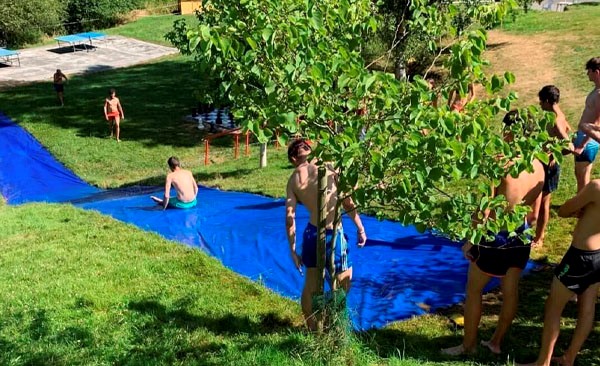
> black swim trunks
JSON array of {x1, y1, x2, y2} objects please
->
[
  {"x1": 469, "y1": 224, "x2": 531, "y2": 277},
  {"x1": 542, "y1": 161, "x2": 560, "y2": 193},
  {"x1": 53, "y1": 83, "x2": 64, "y2": 92},
  {"x1": 554, "y1": 245, "x2": 600, "y2": 295}
]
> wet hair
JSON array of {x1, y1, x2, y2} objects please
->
[
  {"x1": 538, "y1": 85, "x2": 560, "y2": 105},
  {"x1": 108, "y1": 88, "x2": 116, "y2": 95},
  {"x1": 167, "y1": 156, "x2": 180, "y2": 170},
  {"x1": 585, "y1": 57, "x2": 600, "y2": 72},
  {"x1": 56, "y1": 69, "x2": 61, "y2": 73},
  {"x1": 287, "y1": 138, "x2": 311, "y2": 163}
]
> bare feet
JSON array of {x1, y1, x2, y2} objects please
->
[
  {"x1": 150, "y1": 196, "x2": 163, "y2": 204},
  {"x1": 441, "y1": 344, "x2": 476, "y2": 356},
  {"x1": 532, "y1": 239, "x2": 544, "y2": 248},
  {"x1": 480, "y1": 340, "x2": 501, "y2": 354}
]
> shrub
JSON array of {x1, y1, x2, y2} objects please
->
[
  {"x1": 0, "y1": 0, "x2": 66, "y2": 47},
  {"x1": 65, "y1": 0, "x2": 143, "y2": 33}
]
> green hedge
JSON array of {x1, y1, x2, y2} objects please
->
[{"x1": 0, "y1": 0, "x2": 148, "y2": 47}]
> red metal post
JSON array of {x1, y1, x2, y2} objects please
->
[{"x1": 204, "y1": 139, "x2": 209, "y2": 166}]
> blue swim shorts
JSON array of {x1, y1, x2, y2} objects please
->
[
  {"x1": 167, "y1": 197, "x2": 197, "y2": 209},
  {"x1": 300, "y1": 223, "x2": 351, "y2": 273},
  {"x1": 574, "y1": 130, "x2": 599, "y2": 163},
  {"x1": 468, "y1": 223, "x2": 531, "y2": 277}
]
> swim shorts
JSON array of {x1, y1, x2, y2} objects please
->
[
  {"x1": 542, "y1": 161, "x2": 561, "y2": 193},
  {"x1": 53, "y1": 83, "x2": 64, "y2": 92},
  {"x1": 106, "y1": 111, "x2": 120, "y2": 119},
  {"x1": 468, "y1": 223, "x2": 531, "y2": 277},
  {"x1": 300, "y1": 223, "x2": 351, "y2": 273},
  {"x1": 574, "y1": 130, "x2": 599, "y2": 163},
  {"x1": 167, "y1": 197, "x2": 197, "y2": 209},
  {"x1": 555, "y1": 245, "x2": 600, "y2": 295}
]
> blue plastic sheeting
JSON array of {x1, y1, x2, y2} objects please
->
[{"x1": 0, "y1": 112, "x2": 529, "y2": 330}]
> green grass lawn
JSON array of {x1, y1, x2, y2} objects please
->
[{"x1": 1, "y1": 7, "x2": 600, "y2": 366}]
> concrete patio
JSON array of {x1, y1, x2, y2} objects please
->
[{"x1": 0, "y1": 36, "x2": 178, "y2": 86}]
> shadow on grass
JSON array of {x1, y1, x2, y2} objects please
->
[{"x1": 1, "y1": 58, "x2": 209, "y2": 148}]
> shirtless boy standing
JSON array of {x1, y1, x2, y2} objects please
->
[
  {"x1": 533, "y1": 85, "x2": 573, "y2": 248},
  {"x1": 53, "y1": 69, "x2": 68, "y2": 106},
  {"x1": 572, "y1": 57, "x2": 600, "y2": 192},
  {"x1": 285, "y1": 139, "x2": 367, "y2": 331},
  {"x1": 442, "y1": 111, "x2": 544, "y2": 356},
  {"x1": 517, "y1": 180, "x2": 600, "y2": 366},
  {"x1": 151, "y1": 156, "x2": 198, "y2": 210},
  {"x1": 103, "y1": 88, "x2": 125, "y2": 142}
]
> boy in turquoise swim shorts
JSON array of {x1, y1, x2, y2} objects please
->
[
  {"x1": 151, "y1": 156, "x2": 198, "y2": 210},
  {"x1": 573, "y1": 57, "x2": 600, "y2": 192}
]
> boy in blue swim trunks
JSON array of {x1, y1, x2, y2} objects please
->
[
  {"x1": 285, "y1": 139, "x2": 367, "y2": 331},
  {"x1": 517, "y1": 179, "x2": 600, "y2": 366},
  {"x1": 151, "y1": 156, "x2": 198, "y2": 210},
  {"x1": 573, "y1": 57, "x2": 600, "y2": 192},
  {"x1": 443, "y1": 111, "x2": 545, "y2": 356}
]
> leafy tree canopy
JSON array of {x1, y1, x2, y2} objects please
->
[{"x1": 167, "y1": 0, "x2": 566, "y2": 244}]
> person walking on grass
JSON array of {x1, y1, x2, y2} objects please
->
[
  {"x1": 150, "y1": 156, "x2": 198, "y2": 210},
  {"x1": 572, "y1": 57, "x2": 600, "y2": 192},
  {"x1": 533, "y1": 85, "x2": 573, "y2": 248},
  {"x1": 517, "y1": 179, "x2": 600, "y2": 366},
  {"x1": 104, "y1": 88, "x2": 124, "y2": 142},
  {"x1": 285, "y1": 138, "x2": 367, "y2": 331},
  {"x1": 53, "y1": 69, "x2": 68, "y2": 106},
  {"x1": 442, "y1": 111, "x2": 544, "y2": 356}
]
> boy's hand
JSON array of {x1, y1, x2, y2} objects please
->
[
  {"x1": 462, "y1": 242, "x2": 474, "y2": 261},
  {"x1": 357, "y1": 230, "x2": 367, "y2": 247},
  {"x1": 291, "y1": 252, "x2": 303, "y2": 274}
]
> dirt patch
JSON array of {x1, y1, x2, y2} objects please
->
[{"x1": 485, "y1": 30, "x2": 560, "y2": 105}]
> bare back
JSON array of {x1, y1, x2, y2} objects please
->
[
  {"x1": 493, "y1": 159, "x2": 544, "y2": 225},
  {"x1": 167, "y1": 169, "x2": 197, "y2": 202},
  {"x1": 53, "y1": 72, "x2": 66, "y2": 84},
  {"x1": 287, "y1": 162, "x2": 338, "y2": 228},
  {"x1": 568, "y1": 181, "x2": 600, "y2": 251}
]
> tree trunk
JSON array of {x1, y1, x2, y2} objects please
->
[
  {"x1": 259, "y1": 143, "x2": 267, "y2": 168},
  {"x1": 315, "y1": 165, "x2": 327, "y2": 333}
]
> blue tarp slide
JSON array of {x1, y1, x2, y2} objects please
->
[{"x1": 0, "y1": 112, "x2": 519, "y2": 330}]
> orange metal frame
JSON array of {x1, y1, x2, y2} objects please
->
[{"x1": 203, "y1": 128, "x2": 250, "y2": 165}]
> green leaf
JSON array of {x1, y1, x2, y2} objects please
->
[{"x1": 246, "y1": 37, "x2": 258, "y2": 50}]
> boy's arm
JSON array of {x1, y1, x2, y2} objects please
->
[
  {"x1": 103, "y1": 99, "x2": 108, "y2": 119},
  {"x1": 286, "y1": 180, "x2": 302, "y2": 272},
  {"x1": 162, "y1": 175, "x2": 173, "y2": 210},
  {"x1": 117, "y1": 100, "x2": 124, "y2": 119},
  {"x1": 576, "y1": 93, "x2": 600, "y2": 149},
  {"x1": 342, "y1": 196, "x2": 367, "y2": 247},
  {"x1": 558, "y1": 180, "x2": 600, "y2": 218}
]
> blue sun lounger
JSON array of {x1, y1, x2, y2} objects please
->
[{"x1": 0, "y1": 48, "x2": 20, "y2": 67}]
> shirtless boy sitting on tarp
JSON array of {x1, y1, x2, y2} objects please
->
[{"x1": 151, "y1": 156, "x2": 198, "y2": 210}]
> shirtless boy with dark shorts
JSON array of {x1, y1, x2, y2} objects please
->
[
  {"x1": 517, "y1": 180, "x2": 600, "y2": 366},
  {"x1": 442, "y1": 111, "x2": 544, "y2": 356}
]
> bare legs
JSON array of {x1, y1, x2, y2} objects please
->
[
  {"x1": 108, "y1": 117, "x2": 121, "y2": 142},
  {"x1": 56, "y1": 91, "x2": 64, "y2": 106},
  {"x1": 301, "y1": 267, "x2": 352, "y2": 331},
  {"x1": 575, "y1": 161, "x2": 592, "y2": 193},
  {"x1": 517, "y1": 280, "x2": 598, "y2": 366},
  {"x1": 534, "y1": 193, "x2": 551, "y2": 247},
  {"x1": 442, "y1": 264, "x2": 522, "y2": 356},
  {"x1": 442, "y1": 264, "x2": 491, "y2": 355}
]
